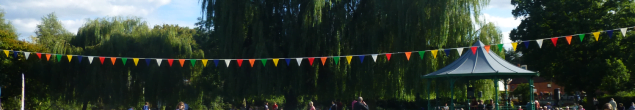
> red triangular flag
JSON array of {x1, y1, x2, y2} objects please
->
[
  {"x1": 99, "y1": 57, "x2": 105, "y2": 65},
  {"x1": 179, "y1": 59, "x2": 185, "y2": 67},
  {"x1": 566, "y1": 36, "x2": 572, "y2": 45},
  {"x1": 167, "y1": 59, "x2": 174, "y2": 67},
  {"x1": 249, "y1": 59, "x2": 255, "y2": 67},
  {"x1": 237, "y1": 59, "x2": 243, "y2": 67},
  {"x1": 110, "y1": 57, "x2": 117, "y2": 65},
  {"x1": 551, "y1": 37, "x2": 558, "y2": 47},
  {"x1": 308, "y1": 58, "x2": 315, "y2": 66},
  {"x1": 36, "y1": 53, "x2": 42, "y2": 59},
  {"x1": 385, "y1": 53, "x2": 392, "y2": 61},
  {"x1": 321, "y1": 57, "x2": 327, "y2": 66},
  {"x1": 404, "y1": 52, "x2": 411, "y2": 61},
  {"x1": 471, "y1": 46, "x2": 477, "y2": 55},
  {"x1": 484, "y1": 45, "x2": 491, "y2": 53}
]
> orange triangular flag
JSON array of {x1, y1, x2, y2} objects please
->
[
  {"x1": 405, "y1": 52, "x2": 412, "y2": 61},
  {"x1": 179, "y1": 59, "x2": 185, "y2": 67},
  {"x1": 110, "y1": 57, "x2": 117, "y2": 65},
  {"x1": 321, "y1": 57, "x2": 327, "y2": 66},
  {"x1": 566, "y1": 36, "x2": 572, "y2": 45},
  {"x1": 249, "y1": 59, "x2": 255, "y2": 67},
  {"x1": 484, "y1": 45, "x2": 491, "y2": 53},
  {"x1": 46, "y1": 54, "x2": 51, "y2": 61}
]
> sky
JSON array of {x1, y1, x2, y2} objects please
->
[{"x1": 1, "y1": 0, "x2": 519, "y2": 48}]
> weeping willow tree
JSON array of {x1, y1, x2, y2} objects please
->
[{"x1": 198, "y1": 0, "x2": 504, "y2": 109}]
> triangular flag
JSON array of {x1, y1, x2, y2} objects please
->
[
  {"x1": 145, "y1": 59, "x2": 150, "y2": 66},
  {"x1": 431, "y1": 50, "x2": 438, "y2": 59},
  {"x1": 371, "y1": 54, "x2": 378, "y2": 62},
  {"x1": 178, "y1": 59, "x2": 185, "y2": 67},
  {"x1": 471, "y1": 47, "x2": 477, "y2": 55},
  {"x1": 121, "y1": 58, "x2": 127, "y2": 66},
  {"x1": 418, "y1": 51, "x2": 425, "y2": 59},
  {"x1": 67, "y1": 55, "x2": 72, "y2": 62},
  {"x1": 579, "y1": 34, "x2": 585, "y2": 42},
  {"x1": 456, "y1": 48, "x2": 464, "y2": 56},
  {"x1": 551, "y1": 37, "x2": 558, "y2": 47},
  {"x1": 2, "y1": 50, "x2": 8, "y2": 57},
  {"x1": 359, "y1": 56, "x2": 365, "y2": 63},
  {"x1": 296, "y1": 58, "x2": 302, "y2": 66},
  {"x1": 56, "y1": 54, "x2": 62, "y2": 62},
  {"x1": 156, "y1": 59, "x2": 162, "y2": 66},
  {"x1": 621, "y1": 28, "x2": 627, "y2": 37},
  {"x1": 404, "y1": 52, "x2": 411, "y2": 60},
  {"x1": 46, "y1": 54, "x2": 52, "y2": 61},
  {"x1": 237, "y1": 59, "x2": 243, "y2": 67},
  {"x1": 524, "y1": 41, "x2": 530, "y2": 49},
  {"x1": 484, "y1": 45, "x2": 491, "y2": 53},
  {"x1": 334, "y1": 57, "x2": 340, "y2": 65},
  {"x1": 213, "y1": 60, "x2": 219, "y2": 67},
  {"x1": 497, "y1": 44, "x2": 504, "y2": 51},
  {"x1": 308, "y1": 58, "x2": 315, "y2": 66},
  {"x1": 593, "y1": 32, "x2": 600, "y2": 41},
  {"x1": 385, "y1": 54, "x2": 392, "y2": 61},
  {"x1": 202, "y1": 59, "x2": 208, "y2": 67},
  {"x1": 77, "y1": 56, "x2": 82, "y2": 63},
  {"x1": 36, "y1": 53, "x2": 41, "y2": 59},
  {"x1": 566, "y1": 36, "x2": 572, "y2": 45},
  {"x1": 24, "y1": 52, "x2": 30, "y2": 60},
  {"x1": 320, "y1": 57, "x2": 327, "y2": 66},
  {"x1": 444, "y1": 49, "x2": 451, "y2": 56},
  {"x1": 88, "y1": 56, "x2": 94, "y2": 64},
  {"x1": 511, "y1": 42, "x2": 518, "y2": 51},
  {"x1": 133, "y1": 58, "x2": 139, "y2": 66},
  {"x1": 345, "y1": 56, "x2": 352, "y2": 65},
  {"x1": 13, "y1": 51, "x2": 17, "y2": 59},
  {"x1": 285, "y1": 59, "x2": 291, "y2": 66},
  {"x1": 167, "y1": 59, "x2": 174, "y2": 67},
  {"x1": 607, "y1": 30, "x2": 613, "y2": 39},
  {"x1": 110, "y1": 57, "x2": 117, "y2": 65},
  {"x1": 273, "y1": 59, "x2": 279, "y2": 67},
  {"x1": 190, "y1": 59, "x2": 196, "y2": 67},
  {"x1": 536, "y1": 39, "x2": 543, "y2": 48},
  {"x1": 260, "y1": 59, "x2": 267, "y2": 67},
  {"x1": 249, "y1": 59, "x2": 256, "y2": 67},
  {"x1": 224, "y1": 59, "x2": 231, "y2": 67}
]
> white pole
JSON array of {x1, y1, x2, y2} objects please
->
[{"x1": 21, "y1": 73, "x2": 24, "y2": 110}]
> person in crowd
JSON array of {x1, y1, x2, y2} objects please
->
[
  {"x1": 352, "y1": 99, "x2": 357, "y2": 110},
  {"x1": 595, "y1": 97, "x2": 600, "y2": 110},
  {"x1": 264, "y1": 102, "x2": 269, "y2": 110},
  {"x1": 272, "y1": 102, "x2": 278, "y2": 110},
  {"x1": 471, "y1": 100, "x2": 478, "y2": 110},
  {"x1": 329, "y1": 100, "x2": 337, "y2": 110},
  {"x1": 546, "y1": 102, "x2": 552, "y2": 110},
  {"x1": 309, "y1": 101, "x2": 317, "y2": 110},
  {"x1": 538, "y1": 106, "x2": 543, "y2": 110},
  {"x1": 610, "y1": 98, "x2": 618, "y2": 110},
  {"x1": 477, "y1": 100, "x2": 485, "y2": 110},
  {"x1": 518, "y1": 106, "x2": 523, "y2": 110},
  {"x1": 486, "y1": 100, "x2": 495, "y2": 110},
  {"x1": 354, "y1": 97, "x2": 369, "y2": 110},
  {"x1": 535, "y1": 100, "x2": 541, "y2": 110},
  {"x1": 544, "y1": 106, "x2": 548, "y2": 110},
  {"x1": 143, "y1": 102, "x2": 150, "y2": 110},
  {"x1": 443, "y1": 103, "x2": 449, "y2": 110},
  {"x1": 579, "y1": 105, "x2": 585, "y2": 110},
  {"x1": 177, "y1": 102, "x2": 186, "y2": 110},
  {"x1": 629, "y1": 102, "x2": 635, "y2": 110},
  {"x1": 337, "y1": 100, "x2": 343, "y2": 110},
  {"x1": 619, "y1": 103, "x2": 626, "y2": 110},
  {"x1": 565, "y1": 106, "x2": 570, "y2": 110},
  {"x1": 605, "y1": 103, "x2": 614, "y2": 110}
]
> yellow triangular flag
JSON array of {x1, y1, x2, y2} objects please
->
[
  {"x1": 3, "y1": 50, "x2": 8, "y2": 57},
  {"x1": 431, "y1": 50, "x2": 438, "y2": 59},
  {"x1": 511, "y1": 42, "x2": 518, "y2": 51},
  {"x1": 346, "y1": 56, "x2": 353, "y2": 65},
  {"x1": 133, "y1": 58, "x2": 139, "y2": 66},
  {"x1": 67, "y1": 55, "x2": 73, "y2": 62},
  {"x1": 593, "y1": 32, "x2": 601, "y2": 41},
  {"x1": 272, "y1": 59, "x2": 279, "y2": 67},
  {"x1": 202, "y1": 59, "x2": 208, "y2": 67}
]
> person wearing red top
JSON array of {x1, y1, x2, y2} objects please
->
[{"x1": 272, "y1": 102, "x2": 278, "y2": 110}]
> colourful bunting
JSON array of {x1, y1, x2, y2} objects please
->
[
  {"x1": 579, "y1": 34, "x2": 585, "y2": 42},
  {"x1": 77, "y1": 56, "x2": 82, "y2": 63},
  {"x1": 156, "y1": 59, "x2": 163, "y2": 66},
  {"x1": 67, "y1": 55, "x2": 72, "y2": 62},
  {"x1": 346, "y1": 56, "x2": 352, "y2": 64},
  {"x1": 371, "y1": 54, "x2": 378, "y2": 62},
  {"x1": 385, "y1": 53, "x2": 392, "y2": 61},
  {"x1": 418, "y1": 51, "x2": 425, "y2": 59},
  {"x1": 621, "y1": 28, "x2": 627, "y2": 37},
  {"x1": 248, "y1": 59, "x2": 255, "y2": 67},
  {"x1": 536, "y1": 39, "x2": 543, "y2": 48},
  {"x1": 431, "y1": 50, "x2": 438, "y2": 59},
  {"x1": 260, "y1": 59, "x2": 266, "y2": 67},
  {"x1": 296, "y1": 58, "x2": 302, "y2": 66},
  {"x1": 213, "y1": 60, "x2": 219, "y2": 67},
  {"x1": 551, "y1": 37, "x2": 558, "y2": 47},
  {"x1": 484, "y1": 45, "x2": 491, "y2": 53},
  {"x1": 237, "y1": 59, "x2": 243, "y2": 67},
  {"x1": 359, "y1": 56, "x2": 365, "y2": 63},
  {"x1": 456, "y1": 48, "x2": 464, "y2": 56},
  {"x1": 511, "y1": 42, "x2": 518, "y2": 51},
  {"x1": 444, "y1": 49, "x2": 451, "y2": 56},
  {"x1": 566, "y1": 36, "x2": 572, "y2": 45},
  {"x1": 607, "y1": 30, "x2": 613, "y2": 39},
  {"x1": 202, "y1": 59, "x2": 208, "y2": 67},
  {"x1": 46, "y1": 54, "x2": 51, "y2": 61},
  {"x1": 110, "y1": 57, "x2": 117, "y2": 65},
  {"x1": 13, "y1": 51, "x2": 17, "y2": 59},
  {"x1": 88, "y1": 56, "x2": 94, "y2": 64},
  {"x1": 320, "y1": 57, "x2": 327, "y2": 66},
  {"x1": 133, "y1": 58, "x2": 139, "y2": 66},
  {"x1": 24, "y1": 52, "x2": 30, "y2": 60},
  {"x1": 497, "y1": 44, "x2": 504, "y2": 51},
  {"x1": 405, "y1": 52, "x2": 411, "y2": 60},
  {"x1": 56, "y1": 54, "x2": 62, "y2": 62},
  {"x1": 272, "y1": 59, "x2": 279, "y2": 67},
  {"x1": 524, "y1": 41, "x2": 529, "y2": 49},
  {"x1": 179, "y1": 59, "x2": 185, "y2": 67},
  {"x1": 285, "y1": 59, "x2": 291, "y2": 66},
  {"x1": 190, "y1": 59, "x2": 196, "y2": 67},
  {"x1": 2, "y1": 50, "x2": 8, "y2": 57},
  {"x1": 146, "y1": 59, "x2": 151, "y2": 66},
  {"x1": 122, "y1": 58, "x2": 128, "y2": 66},
  {"x1": 333, "y1": 57, "x2": 340, "y2": 65},
  {"x1": 593, "y1": 32, "x2": 600, "y2": 41},
  {"x1": 168, "y1": 59, "x2": 174, "y2": 67},
  {"x1": 224, "y1": 59, "x2": 231, "y2": 67},
  {"x1": 471, "y1": 47, "x2": 477, "y2": 55},
  {"x1": 308, "y1": 58, "x2": 314, "y2": 66},
  {"x1": 36, "y1": 53, "x2": 41, "y2": 59}
]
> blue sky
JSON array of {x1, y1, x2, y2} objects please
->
[{"x1": 1, "y1": 0, "x2": 519, "y2": 48}]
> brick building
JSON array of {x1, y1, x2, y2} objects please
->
[{"x1": 508, "y1": 77, "x2": 564, "y2": 100}]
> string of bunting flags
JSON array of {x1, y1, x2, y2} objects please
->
[{"x1": 2, "y1": 26, "x2": 633, "y2": 68}]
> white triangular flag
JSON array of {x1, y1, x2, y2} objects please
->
[
  {"x1": 371, "y1": 54, "x2": 378, "y2": 62},
  {"x1": 456, "y1": 48, "x2": 463, "y2": 56},
  {"x1": 296, "y1": 58, "x2": 302, "y2": 66},
  {"x1": 536, "y1": 39, "x2": 543, "y2": 48},
  {"x1": 224, "y1": 59, "x2": 231, "y2": 67},
  {"x1": 88, "y1": 56, "x2": 94, "y2": 64},
  {"x1": 621, "y1": 28, "x2": 627, "y2": 37},
  {"x1": 24, "y1": 52, "x2": 30, "y2": 60},
  {"x1": 156, "y1": 59, "x2": 162, "y2": 66}
]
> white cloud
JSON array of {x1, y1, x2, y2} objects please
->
[
  {"x1": 486, "y1": 0, "x2": 514, "y2": 10},
  {"x1": 481, "y1": 13, "x2": 521, "y2": 29}
]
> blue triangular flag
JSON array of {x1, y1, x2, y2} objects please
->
[
  {"x1": 213, "y1": 60, "x2": 219, "y2": 67},
  {"x1": 524, "y1": 41, "x2": 529, "y2": 49},
  {"x1": 13, "y1": 51, "x2": 18, "y2": 59},
  {"x1": 608, "y1": 30, "x2": 614, "y2": 39},
  {"x1": 145, "y1": 59, "x2": 151, "y2": 66},
  {"x1": 359, "y1": 56, "x2": 365, "y2": 63},
  {"x1": 444, "y1": 49, "x2": 451, "y2": 56},
  {"x1": 77, "y1": 56, "x2": 83, "y2": 63},
  {"x1": 285, "y1": 59, "x2": 291, "y2": 66}
]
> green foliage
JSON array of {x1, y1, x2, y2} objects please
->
[
  {"x1": 511, "y1": 83, "x2": 531, "y2": 103},
  {"x1": 600, "y1": 58, "x2": 630, "y2": 93}
]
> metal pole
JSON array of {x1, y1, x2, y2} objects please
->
[
  {"x1": 495, "y1": 77, "x2": 499, "y2": 110},
  {"x1": 529, "y1": 77, "x2": 534, "y2": 110}
]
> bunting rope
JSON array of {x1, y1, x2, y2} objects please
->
[{"x1": 2, "y1": 26, "x2": 633, "y2": 67}]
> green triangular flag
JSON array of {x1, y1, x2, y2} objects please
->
[
  {"x1": 261, "y1": 59, "x2": 267, "y2": 67},
  {"x1": 190, "y1": 60, "x2": 196, "y2": 66},
  {"x1": 333, "y1": 57, "x2": 340, "y2": 65},
  {"x1": 56, "y1": 54, "x2": 62, "y2": 62},
  {"x1": 121, "y1": 58, "x2": 127, "y2": 66},
  {"x1": 419, "y1": 51, "x2": 425, "y2": 59},
  {"x1": 579, "y1": 34, "x2": 585, "y2": 42},
  {"x1": 497, "y1": 44, "x2": 504, "y2": 51}
]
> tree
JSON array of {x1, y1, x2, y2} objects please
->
[{"x1": 511, "y1": 83, "x2": 530, "y2": 103}]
